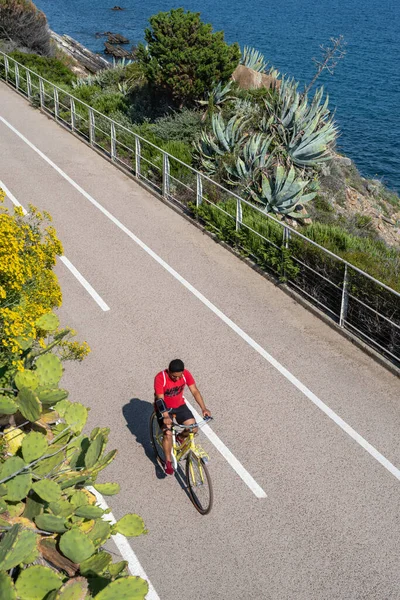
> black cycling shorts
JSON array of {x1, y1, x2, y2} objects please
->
[{"x1": 156, "y1": 403, "x2": 194, "y2": 429}]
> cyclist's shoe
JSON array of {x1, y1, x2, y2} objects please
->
[{"x1": 164, "y1": 460, "x2": 174, "y2": 475}]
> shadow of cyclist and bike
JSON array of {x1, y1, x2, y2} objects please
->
[{"x1": 122, "y1": 398, "x2": 191, "y2": 498}]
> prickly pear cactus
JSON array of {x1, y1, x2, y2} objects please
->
[
  {"x1": 35, "y1": 312, "x2": 60, "y2": 332},
  {"x1": 21, "y1": 431, "x2": 48, "y2": 462},
  {"x1": 0, "y1": 396, "x2": 18, "y2": 415},
  {"x1": 0, "y1": 572, "x2": 16, "y2": 600},
  {"x1": 15, "y1": 370, "x2": 39, "y2": 390},
  {"x1": 17, "y1": 387, "x2": 42, "y2": 421},
  {"x1": 35, "y1": 354, "x2": 63, "y2": 387},
  {"x1": 15, "y1": 565, "x2": 63, "y2": 599},
  {"x1": 95, "y1": 576, "x2": 149, "y2": 599},
  {"x1": 54, "y1": 577, "x2": 88, "y2": 599},
  {"x1": 93, "y1": 483, "x2": 120, "y2": 496},
  {"x1": 59, "y1": 529, "x2": 95, "y2": 563}
]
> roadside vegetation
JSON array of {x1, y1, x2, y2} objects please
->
[{"x1": 0, "y1": 192, "x2": 149, "y2": 597}]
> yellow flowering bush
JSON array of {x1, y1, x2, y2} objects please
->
[{"x1": 0, "y1": 190, "x2": 89, "y2": 383}]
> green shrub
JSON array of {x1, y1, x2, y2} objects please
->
[
  {"x1": 91, "y1": 91, "x2": 128, "y2": 116},
  {"x1": 152, "y1": 109, "x2": 203, "y2": 143},
  {"x1": 9, "y1": 50, "x2": 76, "y2": 84},
  {"x1": 136, "y1": 8, "x2": 240, "y2": 107}
]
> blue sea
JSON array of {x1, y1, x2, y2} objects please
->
[{"x1": 34, "y1": 0, "x2": 400, "y2": 193}]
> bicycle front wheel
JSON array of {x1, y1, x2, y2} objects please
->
[
  {"x1": 149, "y1": 411, "x2": 165, "y2": 464},
  {"x1": 185, "y1": 452, "x2": 213, "y2": 515}
]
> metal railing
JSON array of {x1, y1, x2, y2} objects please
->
[{"x1": 1, "y1": 51, "x2": 399, "y2": 368}]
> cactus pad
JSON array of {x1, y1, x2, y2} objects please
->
[
  {"x1": 15, "y1": 565, "x2": 63, "y2": 599},
  {"x1": 23, "y1": 495, "x2": 44, "y2": 521},
  {"x1": 32, "y1": 480, "x2": 62, "y2": 503},
  {"x1": 35, "y1": 353, "x2": 63, "y2": 387},
  {"x1": 5, "y1": 501, "x2": 25, "y2": 517},
  {"x1": 3, "y1": 427, "x2": 25, "y2": 454},
  {"x1": 93, "y1": 483, "x2": 120, "y2": 496},
  {"x1": 74, "y1": 505, "x2": 104, "y2": 519},
  {"x1": 91, "y1": 449, "x2": 117, "y2": 475},
  {"x1": 0, "y1": 572, "x2": 17, "y2": 600},
  {"x1": 87, "y1": 519, "x2": 111, "y2": 548},
  {"x1": 114, "y1": 514, "x2": 146, "y2": 537},
  {"x1": 48, "y1": 500, "x2": 75, "y2": 518},
  {"x1": 95, "y1": 576, "x2": 149, "y2": 600},
  {"x1": 1, "y1": 456, "x2": 32, "y2": 502},
  {"x1": 17, "y1": 388, "x2": 42, "y2": 421},
  {"x1": 0, "y1": 524, "x2": 38, "y2": 570},
  {"x1": 65, "y1": 403, "x2": 88, "y2": 434},
  {"x1": 35, "y1": 312, "x2": 60, "y2": 331},
  {"x1": 15, "y1": 370, "x2": 39, "y2": 391},
  {"x1": 69, "y1": 491, "x2": 88, "y2": 508},
  {"x1": 60, "y1": 528, "x2": 95, "y2": 563},
  {"x1": 35, "y1": 513, "x2": 67, "y2": 533},
  {"x1": 84, "y1": 432, "x2": 104, "y2": 469},
  {"x1": 108, "y1": 560, "x2": 128, "y2": 578},
  {"x1": 21, "y1": 431, "x2": 48, "y2": 462},
  {"x1": 79, "y1": 550, "x2": 111, "y2": 576},
  {"x1": 38, "y1": 388, "x2": 69, "y2": 406},
  {"x1": 0, "y1": 395, "x2": 18, "y2": 415},
  {"x1": 55, "y1": 578, "x2": 88, "y2": 599}
]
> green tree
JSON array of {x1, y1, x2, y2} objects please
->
[{"x1": 136, "y1": 8, "x2": 240, "y2": 107}]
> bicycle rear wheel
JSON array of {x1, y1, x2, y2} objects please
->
[
  {"x1": 185, "y1": 452, "x2": 213, "y2": 515},
  {"x1": 149, "y1": 411, "x2": 165, "y2": 464}
]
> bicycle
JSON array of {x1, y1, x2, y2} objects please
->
[{"x1": 149, "y1": 411, "x2": 213, "y2": 515}]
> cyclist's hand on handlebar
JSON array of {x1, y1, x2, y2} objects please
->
[
  {"x1": 162, "y1": 413, "x2": 172, "y2": 427},
  {"x1": 202, "y1": 408, "x2": 211, "y2": 418}
]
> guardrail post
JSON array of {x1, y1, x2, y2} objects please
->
[
  {"x1": 89, "y1": 109, "x2": 95, "y2": 146},
  {"x1": 162, "y1": 152, "x2": 170, "y2": 198},
  {"x1": 110, "y1": 122, "x2": 116, "y2": 161},
  {"x1": 39, "y1": 78, "x2": 45, "y2": 109},
  {"x1": 196, "y1": 172, "x2": 203, "y2": 209},
  {"x1": 15, "y1": 64, "x2": 20, "y2": 91},
  {"x1": 236, "y1": 198, "x2": 242, "y2": 232},
  {"x1": 26, "y1": 70, "x2": 32, "y2": 100},
  {"x1": 54, "y1": 88, "x2": 59, "y2": 120},
  {"x1": 135, "y1": 136, "x2": 141, "y2": 177},
  {"x1": 70, "y1": 98, "x2": 76, "y2": 132},
  {"x1": 4, "y1": 56, "x2": 9, "y2": 81},
  {"x1": 339, "y1": 264, "x2": 349, "y2": 327}
]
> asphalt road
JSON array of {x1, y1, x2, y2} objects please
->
[{"x1": 1, "y1": 82, "x2": 400, "y2": 600}]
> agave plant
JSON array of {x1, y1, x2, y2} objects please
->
[
  {"x1": 198, "y1": 81, "x2": 234, "y2": 111},
  {"x1": 240, "y1": 46, "x2": 269, "y2": 72},
  {"x1": 194, "y1": 113, "x2": 248, "y2": 174},
  {"x1": 283, "y1": 118, "x2": 338, "y2": 167},
  {"x1": 225, "y1": 133, "x2": 274, "y2": 185},
  {"x1": 255, "y1": 166, "x2": 317, "y2": 216}
]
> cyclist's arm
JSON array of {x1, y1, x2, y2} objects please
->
[
  {"x1": 188, "y1": 384, "x2": 211, "y2": 417},
  {"x1": 155, "y1": 394, "x2": 171, "y2": 423}
]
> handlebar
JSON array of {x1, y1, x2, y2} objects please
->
[{"x1": 171, "y1": 415, "x2": 213, "y2": 431}]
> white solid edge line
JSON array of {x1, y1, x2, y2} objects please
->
[
  {"x1": 88, "y1": 486, "x2": 160, "y2": 600},
  {"x1": 185, "y1": 400, "x2": 267, "y2": 498},
  {"x1": 0, "y1": 178, "x2": 110, "y2": 312},
  {"x1": 2, "y1": 116, "x2": 400, "y2": 487}
]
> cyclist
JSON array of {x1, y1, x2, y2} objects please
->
[{"x1": 154, "y1": 359, "x2": 211, "y2": 475}]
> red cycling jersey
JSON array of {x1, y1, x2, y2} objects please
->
[{"x1": 154, "y1": 369, "x2": 195, "y2": 409}]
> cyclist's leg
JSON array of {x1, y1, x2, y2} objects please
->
[
  {"x1": 156, "y1": 411, "x2": 173, "y2": 462},
  {"x1": 175, "y1": 404, "x2": 197, "y2": 439}
]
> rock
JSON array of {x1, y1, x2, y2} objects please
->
[
  {"x1": 104, "y1": 41, "x2": 134, "y2": 58},
  {"x1": 111, "y1": 5, "x2": 124, "y2": 10},
  {"x1": 107, "y1": 33, "x2": 129, "y2": 44},
  {"x1": 50, "y1": 31, "x2": 110, "y2": 74},
  {"x1": 231, "y1": 64, "x2": 280, "y2": 91}
]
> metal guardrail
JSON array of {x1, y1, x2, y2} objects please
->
[{"x1": 1, "y1": 51, "x2": 399, "y2": 368}]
